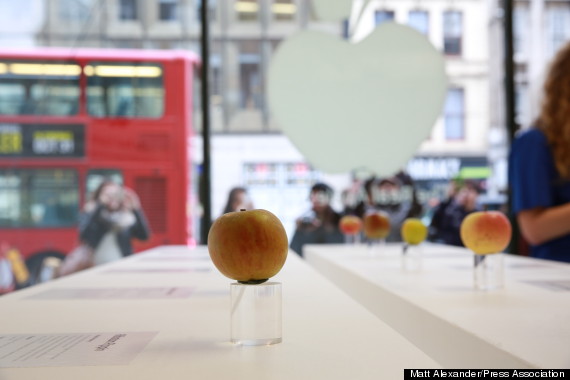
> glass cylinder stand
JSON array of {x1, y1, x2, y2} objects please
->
[
  {"x1": 473, "y1": 253, "x2": 504, "y2": 291},
  {"x1": 230, "y1": 282, "x2": 282, "y2": 346}
]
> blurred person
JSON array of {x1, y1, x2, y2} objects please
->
[
  {"x1": 373, "y1": 176, "x2": 414, "y2": 242},
  {"x1": 429, "y1": 181, "x2": 480, "y2": 246},
  {"x1": 222, "y1": 187, "x2": 254, "y2": 214},
  {"x1": 348, "y1": 176, "x2": 377, "y2": 218},
  {"x1": 58, "y1": 180, "x2": 151, "y2": 275},
  {"x1": 290, "y1": 183, "x2": 343, "y2": 257},
  {"x1": 509, "y1": 41, "x2": 570, "y2": 263},
  {"x1": 428, "y1": 179, "x2": 461, "y2": 236},
  {"x1": 395, "y1": 170, "x2": 423, "y2": 219}
]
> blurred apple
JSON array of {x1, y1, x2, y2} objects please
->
[
  {"x1": 363, "y1": 211, "x2": 391, "y2": 240},
  {"x1": 208, "y1": 209, "x2": 288, "y2": 284},
  {"x1": 339, "y1": 215, "x2": 362, "y2": 235},
  {"x1": 460, "y1": 211, "x2": 512, "y2": 254},
  {"x1": 401, "y1": 218, "x2": 428, "y2": 245}
]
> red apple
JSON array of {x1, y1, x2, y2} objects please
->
[
  {"x1": 339, "y1": 215, "x2": 362, "y2": 235},
  {"x1": 363, "y1": 211, "x2": 391, "y2": 239},
  {"x1": 460, "y1": 211, "x2": 512, "y2": 254},
  {"x1": 208, "y1": 209, "x2": 288, "y2": 284}
]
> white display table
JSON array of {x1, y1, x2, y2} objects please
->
[
  {"x1": 0, "y1": 246, "x2": 439, "y2": 379},
  {"x1": 304, "y1": 243, "x2": 570, "y2": 369}
]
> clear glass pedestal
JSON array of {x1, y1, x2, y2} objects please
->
[
  {"x1": 474, "y1": 253, "x2": 503, "y2": 291},
  {"x1": 402, "y1": 244, "x2": 422, "y2": 272},
  {"x1": 230, "y1": 281, "x2": 282, "y2": 346}
]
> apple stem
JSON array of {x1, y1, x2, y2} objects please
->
[{"x1": 240, "y1": 208, "x2": 246, "y2": 212}]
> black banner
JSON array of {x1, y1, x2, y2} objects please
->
[
  {"x1": 404, "y1": 369, "x2": 568, "y2": 379},
  {"x1": 0, "y1": 123, "x2": 85, "y2": 158}
]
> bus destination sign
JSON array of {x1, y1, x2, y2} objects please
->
[{"x1": 0, "y1": 123, "x2": 85, "y2": 158}]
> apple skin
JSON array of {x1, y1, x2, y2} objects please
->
[
  {"x1": 363, "y1": 211, "x2": 391, "y2": 239},
  {"x1": 401, "y1": 218, "x2": 428, "y2": 245},
  {"x1": 207, "y1": 209, "x2": 288, "y2": 284},
  {"x1": 460, "y1": 211, "x2": 512, "y2": 255},
  {"x1": 339, "y1": 215, "x2": 363, "y2": 235}
]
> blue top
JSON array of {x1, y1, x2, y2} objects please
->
[{"x1": 508, "y1": 128, "x2": 570, "y2": 263}]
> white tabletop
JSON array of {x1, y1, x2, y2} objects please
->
[
  {"x1": 0, "y1": 246, "x2": 439, "y2": 379},
  {"x1": 304, "y1": 243, "x2": 570, "y2": 369}
]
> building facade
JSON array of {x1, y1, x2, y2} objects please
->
[
  {"x1": 487, "y1": 0, "x2": 570, "y2": 195},
  {"x1": 1, "y1": 0, "x2": 511, "y2": 233}
]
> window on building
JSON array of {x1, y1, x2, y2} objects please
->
[
  {"x1": 548, "y1": 7, "x2": 570, "y2": 58},
  {"x1": 195, "y1": 0, "x2": 217, "y2": 22},
  {"x1": 515, "y1": 84, "x2": 528, "y2": 126},
  {"x1": 238, "y1": 42, "x2": 262, "y2": 109},
  {"x1": 374, "y1": 10, "x2": 394, "y2": 26},
  {"x1": 408, "y1": 10, "x2": 429, "y2": 35},
  {"x1": 443, "y1": 11, "x2": 462, "y2": 55},
  {"x1": 159, "y1": 0, "x2": 178, "y2": 21},
  {"x1": 236, "y1": 0, "x2": 259, "y2": 22},
  {"x1": 273, "y1": 0, "x2": 295, "y2": 21},
  {"x1": 119, "y1": 0, "x2": 138, "y2": 20},
  {"x1": 513, "y1": 7, "x2": 529, "y2": 57},
  {"x1": 444, "y1": 88, "x2": 465, "y2": 140},
  {"x1": 59, "y1": 0, "x2": 91, "y2": 21}
]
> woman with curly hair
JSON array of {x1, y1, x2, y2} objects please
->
[{"x1": 509, "y1": 41, "x2": 570, "y2": 263}]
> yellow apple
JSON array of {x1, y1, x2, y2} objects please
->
[
  {"x1": 401, "y1": 218, "x2": 428, "y2": 245},
  {"x1": 208, "y1": 209, "x2": 288, "y2": 284}
]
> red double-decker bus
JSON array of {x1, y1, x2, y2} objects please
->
[{"x1": 0, "y1": 48, "x2": 199, "y2": 276}]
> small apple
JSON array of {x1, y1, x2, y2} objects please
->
[
  {"x1": 363, "y1": 211, "x2": 391, "y2": 240},
  {"x1": 207, "y1": 209, "x2": 288, "y2": 284},
  {"x1": 339, "y1": 215, "x2": 363, "y2": 235},
  {"x1": 401, "y1": 218, "x2": 428, "y2": 245},
  {"x1": 460, "y1": 211, "x2": 512, "y2": 254}
]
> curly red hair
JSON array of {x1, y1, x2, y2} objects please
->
[{"x1": 537, "y1": 41, "x2": 570, "y2": 179}]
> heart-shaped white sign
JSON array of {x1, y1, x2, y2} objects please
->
[
  {"x1": 311, "y1": 0, "x2": 353, "y2": 21},
  {"x1": 267, "y1": 22, "x2": 447, "y2": 175}
]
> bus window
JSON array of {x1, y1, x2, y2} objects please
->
[
  {"x1": 0, "y1": 169, "x2": 79, "y2": 227},
  {"x1": 86, "y1": 169, "x2": 123, "y2": 200},
  {"x1": 85, "y1": 62, "x2": 164, "y2": 118},
  {"x1": 0, "y1": 61, "x2": 80, "y2": 116}
]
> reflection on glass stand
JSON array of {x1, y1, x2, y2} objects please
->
[
  {"x1": 230, "y1": 282, "x2": 282, "y2": 346},
  {"x1": 473, "y1": 253, "x2": 504, "y2": 291},
  {"x1": 367, "y1": 238, "x2": 386, "y2": 258},
  {"x1": 402, "y1": 243, "x2": 422, "y2": 272},
  {"x1": 344, "y1": 233, "x2": 361, "y2": 245}
]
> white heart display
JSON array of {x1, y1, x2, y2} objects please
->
[{"x1": 267, "y1": 22, "x2": 447, "y2": 175}]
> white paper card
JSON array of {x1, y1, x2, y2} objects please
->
[{"x1": 0, "y1": 332, "x2": 157, "y2": 367}]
